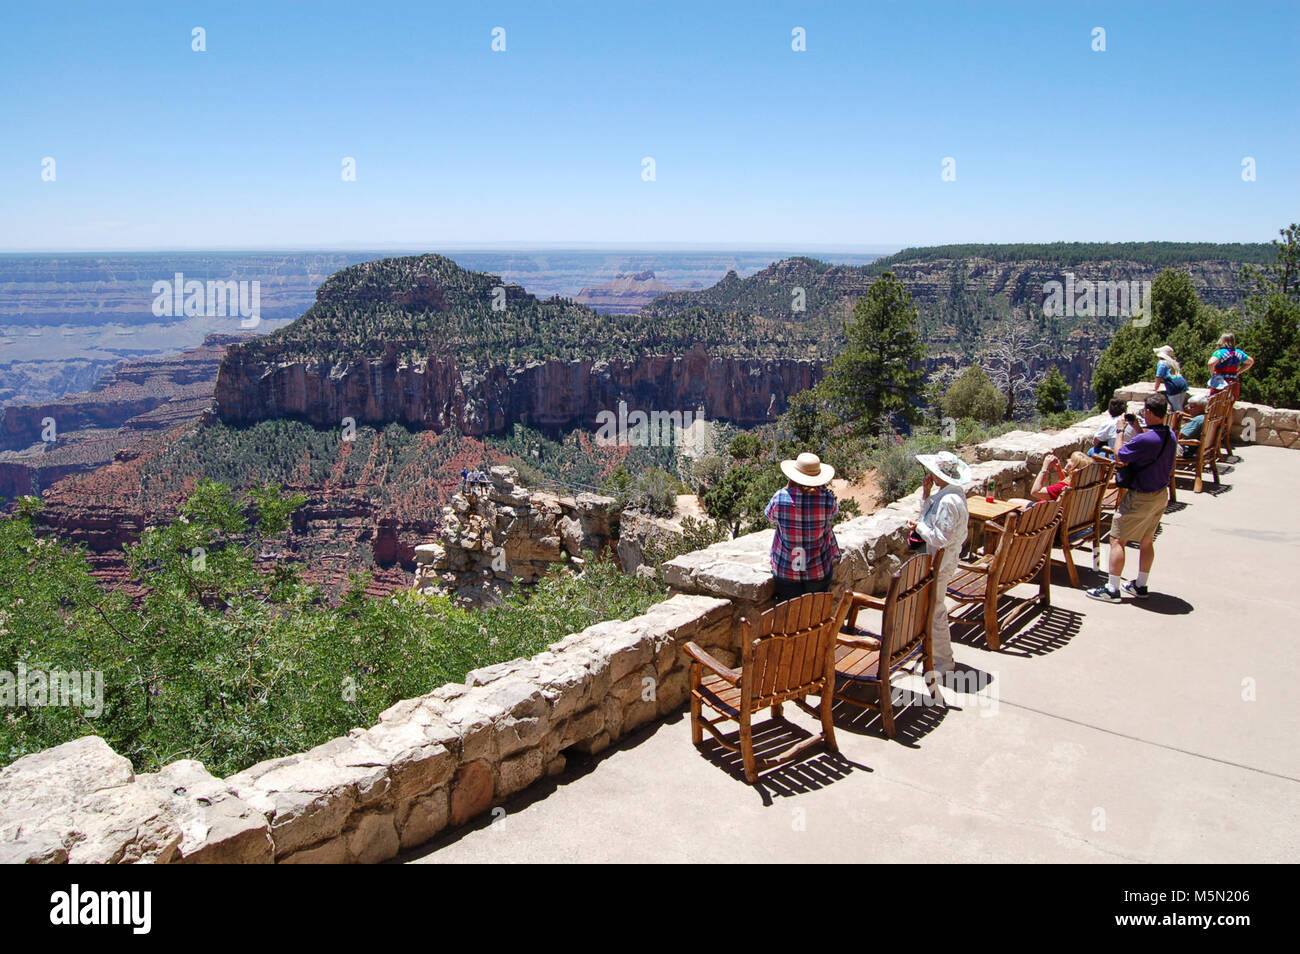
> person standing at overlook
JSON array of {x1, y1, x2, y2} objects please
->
[
  {"x1": 1207, "y1": 333, "x2": 1253, "y2": 401},
  {"x1": 765, "y1": 453, "x2": 840, "y2": 602},
  {"x1": 1154, "y1": 345, "x2": 1189, "y2": 414},
  {"x1": 1086, "y1": 393, "x2": 1177, "y2": 603},
  {"x1": 908, "y1": 452, "x2": 972, "y2": 678}
]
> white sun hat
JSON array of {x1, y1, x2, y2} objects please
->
[
  {"x1": 916, "y1": 451, "x2": 974, "y2": 488},
  {"x1": 780, "y1": 452, "x2": 835, "y2": 487}
]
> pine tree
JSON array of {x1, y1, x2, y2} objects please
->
[{"x1": 820, "y1": 272, "x2": 926, "y2": 434}]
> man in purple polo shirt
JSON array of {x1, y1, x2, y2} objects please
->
[{"x1": 1086, "y1": 393, "x2": 1177, "y2": 603}]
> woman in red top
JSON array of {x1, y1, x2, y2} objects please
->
[{"x1": 1008, "y1": 451, "x2": 1093, "y2": 508}]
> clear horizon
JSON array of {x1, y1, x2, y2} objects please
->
[{"x1": 2, "y1": 1, "x2": 1296, "y2": 251}]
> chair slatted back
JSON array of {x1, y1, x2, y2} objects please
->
[
  {"x1": 1061, "y1": 458, "x2": 1110, "y2": 535},
  {"x1": 1203, "y1": 389, "x2": 1233, "y2": 447},
  {"x1": 745, "y1": 592, "x2": 841, "y2": 707},
  {"x1": 990, "y1": 498, "x2": 1063, "y2": 587},
  {"x1": 879, "y1": 551, "x2": 940, "y2": 670}
]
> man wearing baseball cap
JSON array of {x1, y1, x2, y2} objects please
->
[{"x1": 765, "y1": 452, "x2": 840, "y2": 602}]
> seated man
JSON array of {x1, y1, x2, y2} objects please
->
[
  {"x1": 1090, "y1": 398, "x2": 1127, "y2": 458},
  {"x1": 1178, "y1": 396, "x2": 1207, "y2": 458}
]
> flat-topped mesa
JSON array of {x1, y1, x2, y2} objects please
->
[
  {"x1": 210, "y1": 253, "x2": 828, "y2": 432},
  {"x1": 413, "y1": 466, "x2": 619, "y2": 607}
]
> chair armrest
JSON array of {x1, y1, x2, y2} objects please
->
[
  {"x1": 851, "y1": 592, "x2": 887, "y2": 611},
  {"x1": 984, "y1": 520, "x2": 1006, "y2": 534},
  {"x1": 957, "y1": 558, "x2": 992, "y2": 574},
  {"x1": 837, "y1": 631, "x2": 881, "y2": 650},
  {"x1": 843, "y1": 591, "x2": 885, "y2": 629},
  {"x1": 684, "y1": 641, "x2": 740, "y2": 685}
]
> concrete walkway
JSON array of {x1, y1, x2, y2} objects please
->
[{"x1": 409, "y1": 446, "x2": 1300, "y2": 863}]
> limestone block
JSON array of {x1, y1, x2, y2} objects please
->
[
  {"x1": 135, "y1": 759, "x2": 272, "y2": 864},
  {"x1": 226, "y1": 746, "x2": 387, "y2": 857},
  {"x1": 278, "y1": 836, "x2": 349, "y2": 864},
  {"x1": 497, "y1": 748, "x2": 545, "y2": 799},
  {"x1": 346, "y1": 811, "x2": 400, "y2": 864},
  {"x1": 0, "y1": 735, "x2": 182, "y2": 865},
  {"x1": 558, "y1": 705, "x2": 606, "y2": 750},
  {"x1": 397, "y1": 787, "x2": 450, "y2": 850},
  {"x1": 449, "y1": 760, "x2": 494, "y2": 827}
]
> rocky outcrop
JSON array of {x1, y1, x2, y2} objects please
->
[
  {"x1": 213, "y1": 349, "x2": 820, "y2": 434},
  {"x1": 413, "y1": 466, "x2": 618, "y2": 606}
]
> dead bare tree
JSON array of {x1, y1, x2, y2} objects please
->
[{"x1": 980, "y1": 312, "x2": 1048, "y2": 421}]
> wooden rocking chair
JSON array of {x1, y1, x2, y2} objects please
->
[
  {"x1": 947, "y1": 498, "x2": 1063, "y2": 652},
  {"x1": 1054, "y1": 457, "x2": 1114, "y2": 586},
  {"x1": 832, "y1": 550, "x2": 943, "y2": 738},
  {"x1": 685, "y1": 591, "x2": 850, "y2": 784},
  {"x1": 1170, "y1": 389, "x2": 1233, "y2": 500}
]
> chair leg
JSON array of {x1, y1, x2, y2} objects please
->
[
  {"x1": 879, "y1": 679, "x2": 897, "y2": 738},
  {"x1": 1040, "y1": 556, "x2": 1052, "y2": 606},
  {"x1": 689, "y1": 665, "x2": 703, "y2": 745},
  {"x1": 1062, "y1": 535, "x2": 1079, "y2": 587},
  {"x1": 771, "y1": 702, "x2": 783, "y2": 719},
  {"x1": 740, "y1": 709, "x2": 757, "y2": 784},
  {"x1": 819, "y1": 686, "x2": 838, "y2": 752},
  {"x1": 984, "y1": 597, "x2": 1001, "y2": 652}
]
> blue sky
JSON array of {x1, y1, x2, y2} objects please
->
[{"x1": 1, "y1": 0, "x2": 1295, "y2": 250}]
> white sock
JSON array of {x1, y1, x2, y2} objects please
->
[
  {"x1": 1107, "y1": 574, "x2": 1122, "y2": 592},
  {"x1": 1136, "y1": 571, "x2": 1149, "y2": 587}
]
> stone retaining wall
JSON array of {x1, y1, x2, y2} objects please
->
[{"x1": 0, "y1": 594, "x2": 731, "y2": 864}]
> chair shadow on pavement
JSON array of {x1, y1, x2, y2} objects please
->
[
  {"x1": 695, "y1": 717, "x2": 870, "y2": 805},
  {"x1": 950, "y1": 599, "x2": 1083, "y2": 658},
  {"x1": 829, "y1": 682, "x2": 949, "y2": 747}
]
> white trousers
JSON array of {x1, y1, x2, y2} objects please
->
[{"x1": 930, "y1": 553, "x2": 959, "y2": 673}]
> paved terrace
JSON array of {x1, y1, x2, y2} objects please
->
[{"x1": 412, "y1": 444, "x2": 1300, "y2": 863}]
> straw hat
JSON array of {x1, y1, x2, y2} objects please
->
[
  {"x1": 916, "y1": 451, "x2": 974, "y2": 488},
  {"x1": 780, "y1": 452, "x2": 835, "y2": 487},
  {"x1": 1153, "y1": 345, "x2": 1177, "y2": 362}
]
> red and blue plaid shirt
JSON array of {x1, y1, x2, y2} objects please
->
[{"x1": 765, "y1": 485, "x2": 840, "y2": 581}]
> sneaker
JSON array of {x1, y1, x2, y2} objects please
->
[
  {"x1": 1122, "y1": 580, "x2": 1149, "y2": 599},
  {"x1": 1085, "y1": 584, "x2": 1122, "y2": 603}
]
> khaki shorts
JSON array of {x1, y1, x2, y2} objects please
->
[{"x1": 1113, "y1": 488, "x2": 1167, "y2": 542}]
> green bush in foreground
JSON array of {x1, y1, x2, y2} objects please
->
[{"x1": 0, "y1": 482, "x2": 663, "y2": 776}]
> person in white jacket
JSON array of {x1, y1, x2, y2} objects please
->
[{"x1": 908, "y1": 452, "x2": 974, "y2": 677}]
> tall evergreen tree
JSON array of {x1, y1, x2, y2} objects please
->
[{"x1": 820, "y1": 272, "x2": 926, "y2": 434}]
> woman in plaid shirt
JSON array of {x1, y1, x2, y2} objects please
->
[{"x1": 765, "y1": 453, "x2": 841, "y2": 602}]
